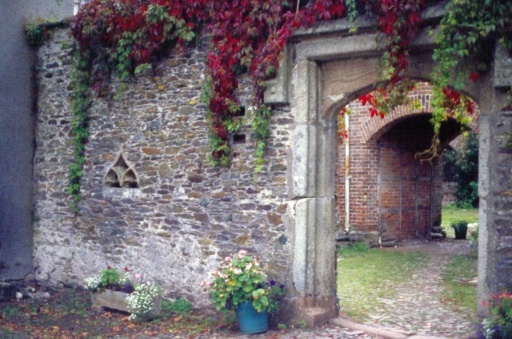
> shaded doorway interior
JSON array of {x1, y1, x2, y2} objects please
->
[{"x1": 334, "y1": 89, "x2": 479, "y2": 336}]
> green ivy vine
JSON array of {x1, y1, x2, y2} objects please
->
[
  {"x1": 25, "y1": 19, "x2": 66, "y2": 48},
  {"x1": 68, "y1": 47, "x2": 92, "y2": 213},
  {"x1": 28, "y1": 1, "x2": 512, "y2": 211},
  {"x1": 427, "y1": 0, "x2": 512, "y2": 159}
]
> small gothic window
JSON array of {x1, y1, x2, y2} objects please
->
[{"x1": 104, "y1": 151, "x2": 139, "y2": 188}]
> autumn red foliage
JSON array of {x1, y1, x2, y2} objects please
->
[{"x1": 71, "y1": 0, "x2": 427, "y2": 164}]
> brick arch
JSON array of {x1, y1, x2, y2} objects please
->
[{"x1": 359, "y1": 82, "x2": 481, "y2": 143}]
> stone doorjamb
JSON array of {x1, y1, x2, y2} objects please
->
[
  {"x1": 268, "y1": 29, "x2": 393, "y2": 324},
  {"x1": 263, "y1": 4, "x2": 496, "y2": 324}
]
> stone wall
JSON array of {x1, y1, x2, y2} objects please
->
[
  {"x1": 33, "y1": 29, "x2": 293, "y2": 306},
  {"x1": 0, "y1": 0, "x2": 73, "y2": 281},
  {"x1": 29, "y1": 5, "x2": 512, "y2": 322}
]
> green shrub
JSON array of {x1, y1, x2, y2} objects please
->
[
  {"x1": 442, "y1": 131, "x2": 479, "y2": 208},
  {"x1": 169, "y1": 298, "x2": 192, "y2": 316}
]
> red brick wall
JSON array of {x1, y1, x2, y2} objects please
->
[{"x1": 335, "y1": 83, "x2": 461, "y2": 240}]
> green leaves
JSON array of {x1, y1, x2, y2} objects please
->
[
  {"x1": 209, "y1": 251, "x2": 284, "y2": 313},
  {"x1": 68, "y1": 46, "x2": 92, "y2": 213}
]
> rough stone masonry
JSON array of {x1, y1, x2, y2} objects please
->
[
  {"x1": 33, "y1": 29, "x2": 293, "y2": 310},
  {"x1": 29, "y1": 3, "x2": 512, "y2": 324}
]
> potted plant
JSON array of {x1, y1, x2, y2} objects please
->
[
  {"x1": 481, "y1": 292, "x2": 512, "y2": 338},
  {"x1": 84, "y1": 265, "x2": 162, "y2": 321},
  {"x1": 209, "y1": 250, "x2": 285, "y2": 334},
  {"x1": 451, "y1": 221, "x2": 469, "y2": 240}
]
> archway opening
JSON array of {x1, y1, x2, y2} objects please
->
[{"x1": 333, "y1": 84, "x2": 479, "y2": 335}]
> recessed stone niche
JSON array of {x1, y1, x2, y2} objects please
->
[{"x1": 104, "y1": 151, "x2": 139, "y2": 188}]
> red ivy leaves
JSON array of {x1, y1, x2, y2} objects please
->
[
  {"x1": 359, "y1": 92, "x2": 387, "y2": 119},
  {"x1": 442, "y1": 87, "x2": 475, "y2": 115},
  {"x1": 373, "y1": 0, "x2": 425, "y2": 82},
  {"x1": 357, "y1": 0, "x2": 425, "y2": 119},
  {"x1": 205, "y1": 0, "x2": 346, "y2": 161},
  {"x1": 72, "y1": 0, "x2": 426, "y2": 163}
]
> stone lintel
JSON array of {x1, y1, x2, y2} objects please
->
[
  {"x1": 296, "y1": 34, "x2": 380, "y2": 62},
  {"x1": 290, "y1": 2, "x2": 446, "y2": 40}
]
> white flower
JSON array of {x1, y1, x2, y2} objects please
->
[
  {"x1": 84, "y1": 275, "x2": 101, "y2": 291},
  {"x1": 127, "y1": 281, "x2": 162, "y2": 321},
  {"x1": 118, "y1": 272, "x2": 130, "y2": 285}
]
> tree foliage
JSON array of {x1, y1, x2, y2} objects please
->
[{"x1": 443, "y1": 132, "x2": 479, "y2": 208}]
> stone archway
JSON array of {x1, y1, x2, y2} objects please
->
[{"x1": 264, "y1": 4, "x2": 508, "y2": 324}]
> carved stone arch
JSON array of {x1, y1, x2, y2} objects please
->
[{"x1": 104, "y1": 150, "x2": 139, "y2": 188}]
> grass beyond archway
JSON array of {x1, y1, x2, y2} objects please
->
[{"x1": 336, "y1": 240, "x2": 478, "y2": 331}]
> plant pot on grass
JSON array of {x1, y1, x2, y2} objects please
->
[{"x1": 451, "y1": 221, "x2": 468, "y2": 240}]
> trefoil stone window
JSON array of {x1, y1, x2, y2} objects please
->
[{"x1": 104, "y1": 151, "x2": 139, "y2": 188}]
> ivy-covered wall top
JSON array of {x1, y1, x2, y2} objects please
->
[{"x1": 57, "y1": 0, "x2": 512, "y2": 208}]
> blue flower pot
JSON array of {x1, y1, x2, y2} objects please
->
[{"x1": 235, "y1": 301, "x2": 268, "y2": 334}]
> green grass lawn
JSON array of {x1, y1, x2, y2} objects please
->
[
  {"x1": 440, "y1": 254, "x2": 478, "y2": 311},
  {"x1": 337, "y1": 239, "x2": 478, "y2": 321},
  {"x1": 336, "y1": 244, "x2": 428, "y2": 320},
  {"x1": 441, "y1": 205, "x2": 478, "y2": 238}
]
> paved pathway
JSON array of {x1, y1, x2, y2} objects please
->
[{"x1": 357, "y1": 241, "x2": 477, "y2": 338}]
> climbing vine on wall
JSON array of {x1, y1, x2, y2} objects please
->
[
  {"x1": 426, "y1": 0, "x2": 512, "y2": 158},
  {"x1": 61, "y1": 0, "x2": 512, "y2": 207},
  {"x1": 68, "y1": 48, "x2": 92, "y2": 212},
  {"x1": 71, "y1": 0, "x2": 347, "y2": 170},
  {"x1": 71, "y1": 0, "x2": 428, "y2": 170},
  {"x1": 357, "y1": 0, "x2": 425, "y2": 117}
]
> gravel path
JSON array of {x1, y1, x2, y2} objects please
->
[{"x1": 358, "y1": 240, "x2": 478, "y2": 338}]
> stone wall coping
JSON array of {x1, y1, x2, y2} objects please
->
[{"x1": 290, "y1": 1, "x2": 448, "y2": 41}]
